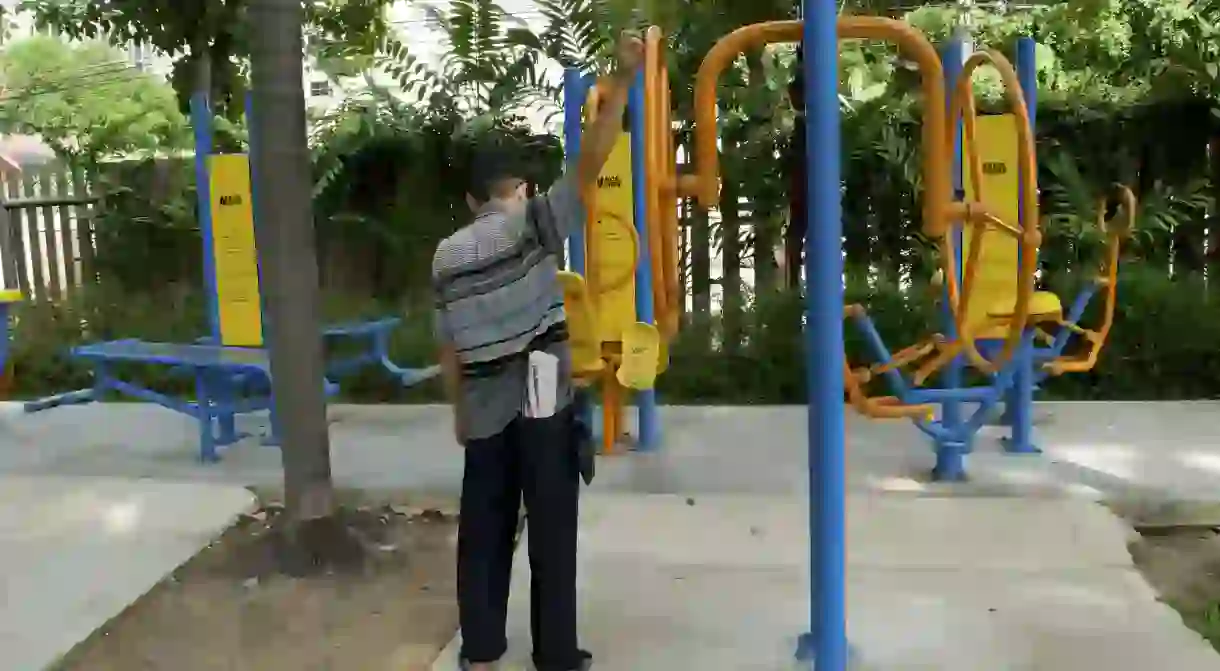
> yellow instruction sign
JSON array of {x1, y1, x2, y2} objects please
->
[
  {"x1": 590, "y1": 134, "x2": 637, "y2": 343},
  {"x1": 208, "y1": 153, "x2": 263, "y2": 347}
]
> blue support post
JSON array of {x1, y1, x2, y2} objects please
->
[
  {"x1": 628, "y1": 73, "x2": 660, "y2": 451},
  {"x1": 562, "y1": 68, "x2": 588, "y2": 277},
  {"x1": 189, "y1": 93, "x2": 221, "y2": 344},
  {"x1": 562, "y1": 68, "x2": 596, "y2": 438},
  {"x1": 1002, "y1": 36, "x2": 1041, "y2": 455},
  {"x1": 793, "y1": 1, "x2": 848, "y2": 667},
  {"x1": 933, "y1": 36, "x2": 969, "y2": 481}
]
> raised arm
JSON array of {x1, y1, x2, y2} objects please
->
[
  {"x1": 527, "y1": 32, "x2": 646, "y2": 252},
  {"x1": 576, "y1": 32, "x2": 643, "y2": 190}
]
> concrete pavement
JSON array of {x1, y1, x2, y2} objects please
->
[
  {"x1": 432, "y1": 494, "x2": 1220, "y2": 670},
  {"x1": 0, "y1": 475, "x2": 254, "y2": 671},
  {"x1": 5, "y1": 401, "x2": 1220, "y2": 669},
  {"x1": 8, "y1": 401, "x2": 1220, "y2": 505}
]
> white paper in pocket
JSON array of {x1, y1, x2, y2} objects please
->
[{"x1": 525, "y1": 350, "x2": 559, "y2": 419}]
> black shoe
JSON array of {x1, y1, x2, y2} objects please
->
[{"x1": 533, "y1": 648, "x2": 592, "y2": 671}]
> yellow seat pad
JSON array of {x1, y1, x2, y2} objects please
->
[
  {"x1": 987, "y1": 290, "x2": 1062, "y2": 323},
  {"x1": 617, "y1": 322, "x2": 661, "y2": 390},
  {"x1": 558, "y1": 271, "x2": 605, "y2": 377}
]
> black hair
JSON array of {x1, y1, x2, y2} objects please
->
[{"x1": 466, "y1": 134, "x2": 526, "y2": 203}]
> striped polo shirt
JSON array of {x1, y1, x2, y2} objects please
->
[{"x1": 432, "y1": 175, "x2": 582, "y2": 440}]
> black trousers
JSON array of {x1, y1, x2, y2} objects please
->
[{"x1": 458, "y1": 406, "x2": 581, "y2": 669}]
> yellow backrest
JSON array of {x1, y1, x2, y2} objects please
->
[{"x1": 961, "y1": 114, "x2": 1021, "y2": 336}]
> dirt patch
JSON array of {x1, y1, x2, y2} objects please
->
[
  {"x1": 1130, "y1": 525, "x2": 1220, "y2": 651},
  {"x1": 53, "y1": 504, "x2": 460, "y2": 671}
]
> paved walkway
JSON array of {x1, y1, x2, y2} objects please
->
[
  {"x1": 8, "y1": 401, "x2": 1220, "y2": 505},
  {"x1": 4, "y1": 401, "x2": 1220, "y2": 669},
  {"x1": 433, "y1": 494, "x2": 1220, "y2": 670},
  {"x1": 0, "y1": 475, "x2": 253, "y2": 671}
]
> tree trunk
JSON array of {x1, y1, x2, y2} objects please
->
[
  {"x1": 248, "y1": 0, "x2": 357, "y2": 572},
  {"x1": 193, "y1": 40, "x2": 212, "y2": 106}
]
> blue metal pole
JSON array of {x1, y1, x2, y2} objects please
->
[
  {"x1": 190, "y1": 92, "x2": 221, "y2": 344},
  {"x1": 794, "y1": 0, "x2": 847, "y2": 667},
  {"x1": 562, "y1": 68, "x2": 588, "y2": 276},
  {"x1": 933, "y1": 36, "x2": 969, "y2": 481},
  {"x1": 1003, "y1": 36, "x2": 1041, "y2": 455},
  {"x1": 562, "y1": 67, "x2": 597, "y2": 439},
  {"x1": 628, "y1": 72, "x2": 660, "y2": 451}
]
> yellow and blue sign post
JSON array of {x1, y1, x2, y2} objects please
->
[
  {"x1": 190, "y1": 91, "x2": 267, "y2": 444},
  {"x1": 190, "y1": 92, "x2": 265, "y2": 351},
  {"x1": 207, "y1": 153, "x2": 263, "y2": 347}
]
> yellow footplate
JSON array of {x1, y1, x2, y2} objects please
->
[
  {"x1": 617, "y1": 321, "x2": 661, "y2": 390},
  {"x1": 557, "y1": 271, "x2": 604, "y2": 379}
]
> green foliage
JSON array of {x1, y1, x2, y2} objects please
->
[
  {"x1": 0, "y1": 35, "x2": 188, "y2": 163},
  {"x1": 15, "y1": 268, "x2": 1220, "y2": 404},
  {"x1": 306, "y1": 77, "x2": 563, "y2": 302},
  {"x1": 90, "y1": 158, "x2": 204, "y2": 291},
  {"x1": 21, "y1": 0, "x2": 396, "y2": 118}
]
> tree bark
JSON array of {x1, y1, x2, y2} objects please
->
[{"x1": 247, "y1": 0, "x2": 337, "y2": 526}]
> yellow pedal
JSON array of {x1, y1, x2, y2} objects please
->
[
  {"x1": 0, "y1": 289, "x2": 23, "y2": 304},
  {"x1": 558, "y1": 271, "x2": 604, "y2": 377},
  {"x1": 617, "y1": 321, "x2": 661, "y2": 390}
]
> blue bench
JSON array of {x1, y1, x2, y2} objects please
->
[{"x1": 24, "y1": 318, "x2": 440, "y2": 462}]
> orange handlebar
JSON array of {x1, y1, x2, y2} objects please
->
[
  {"x1": 1044, "y1": 184, "x2": 1137, "y2": 375},
  {"x1": 643, "y1": 26, "x2": 680, "y2": 338},
  {"x1": 690, "y1": 18, "x2": 951, "y2": 239}
]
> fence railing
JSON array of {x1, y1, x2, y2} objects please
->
[{"x1": 0, "y1": 167, "x2": 98, "y2": 301}]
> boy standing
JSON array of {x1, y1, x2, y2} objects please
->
[{"x1": 431, "y1": 32, "x2": 645, "y2": 671}]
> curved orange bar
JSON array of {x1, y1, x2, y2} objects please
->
[
  {"x1": 941, "y1": 49, "x2": 1040, "y2": 376},
  {"x1": 643, "y1": 27, "x2": 671, "y2": 333},
  {"x1": 843, "y1": 308, "x2": 937, "y2": 420},
  {"x1": 1044, "y1": 184, "x2": 1137, "y2": 375},
  {"x1": 691, "y1": 18, "x2": 950, "y2": 238}
]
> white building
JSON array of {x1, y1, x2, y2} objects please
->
[{"x1": 0, "y1": 1, "x2": 560, "y2": 133}]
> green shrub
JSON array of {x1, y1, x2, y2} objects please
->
[
  {"x1": 1040, "y1": 266, "x2": 1220, "y2": 400},
  {"x1": 8, "y1": 267, "x2": 1220, "y2": 404}
]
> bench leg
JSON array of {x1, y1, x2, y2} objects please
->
[
  {"x1": 194, "y1": 370, "x2": 219, "y2": 463},
  {"x1": 262, "y1": 399, "x2": 283, "y2": 447},
  {"x1": 212, "y1": 370, "x2": 242, "y2": 446}
]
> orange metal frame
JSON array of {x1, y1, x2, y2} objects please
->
[{"x1": 683, "y1": 19, "x2": 1044, "y2": 418}]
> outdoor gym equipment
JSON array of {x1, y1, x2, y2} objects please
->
[
  {"x1": 680, "y1": 11, "x2": 1138, "y2": 668},
  {"x1": 692, "y1": 19, "x2": 1138, "y2": 481},
  {"x1": 23, "y1": 92, "x2": 439, "y2": 462},
  {"x1": 560, "y1": 32, "x2": 683, "y2": 454}
]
